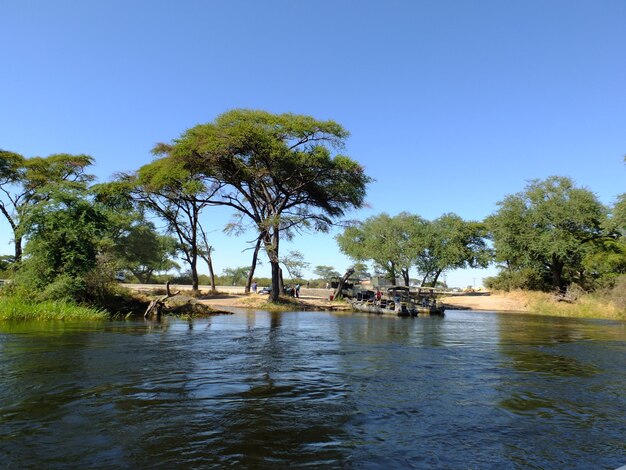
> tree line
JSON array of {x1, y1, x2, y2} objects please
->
[
  {"x1": 336, "y1": 174, "x2": 625, "y2": 294},
  {"x1": 1, "y1": 109, "x2": 624, "y2": 310},
  {"x1": 1, "y1": 110, "x2": 370, "y2": 303}
]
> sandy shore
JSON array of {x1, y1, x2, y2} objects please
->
[
  {"x1": 439, "y1": 292, "x2": 529, "y2": 312},
  {"x1": 127, "y1": 284, "x2": 529, "y2": 313},
  {"x1": 196, "y1": 289, "x2": 529, "y2": 313}
]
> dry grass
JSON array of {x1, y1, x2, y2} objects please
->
[{"x1": 524, "y1": 291, "x2": 625, "y2": 320}]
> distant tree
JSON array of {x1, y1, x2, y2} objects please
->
[
  {"x1": 352, "y1": 262, "x2": 371, "y2": 280},
  {"x1": 414, "y1": 213, "x2": 491, "y2": 287},
  {"x1": 281, "y1": 250, "x2": 309, "y2": 281},
  {"x1": 337, "y1": 212, "x2": 426, "y2": 286},
  {"x1": 114, "y1": 221, "x2": 179, "y2": 283},
  {"x1": 313, "y1": 265, "x2": 341, "y2": 281},
  {"x1": 487, "y1": 176, "x2": 608, "y2": 292},
  {"x1": 0, "y1": 151, "x2": 95, "y2": 262},
  {"x1": 0, "y1": 254, "x2": 15, "y2": 274},
  {"x1": 222, "y1": 266, "x2": 249, "y2": 286},
  {"x1": 165, "y1": 109, "x2": 371, "y2": 301}
]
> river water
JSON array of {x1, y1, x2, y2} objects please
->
[{"x1": 1, "y1": 310, "x2": 625, "y2": 469}]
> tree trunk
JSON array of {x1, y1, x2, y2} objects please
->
[
  {"x1": 551, "y1": 257, "x2": 565, "y2": 293},
  {"x1": 144, "y1": 281, "x2": 181, "y2": 318},
  {"x1": 199, "y1": 231, "x2": 216, "y2": 292},
  {"x1": 270, "y1": 261, "x2": 281, "y2": 301},
  {"x1": 245, "y1": 235, "x2": 263, "y2": 294},
  {"x1": 401, "y1": 268, "x2": 410, "y2": 286},
  {"x1": 431, "y1": 270, "x2": 442, "y2": 287},
  {"x1": 190, "y1": 251, "x2": 199, "y2": 291},
  {"x1": 388, "y1": 262, "x2": 397, "y2": 286},
  {"x1": 14, "y1": 236, "x2": 22, "y2": 264},
  {"x1": 333, "y1": 268, "x2": 355, "y2": 300},
  {"x1": 264, "y1": 228, "x2": 281, "y2": 302},
  {"x1": 207, "y1": 253, "x2": 216, "y2": 292}
]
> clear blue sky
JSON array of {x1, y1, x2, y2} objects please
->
[{"x1": 1, "y1": 0, "x2": 625, "y2": 287}]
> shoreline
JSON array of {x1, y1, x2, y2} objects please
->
[
  {"x1": 127, "y1": 285, "x2": 623, "y2": 320},
  {"x1": 196, "y1": 290, "x2": 529, "y2": 313}
]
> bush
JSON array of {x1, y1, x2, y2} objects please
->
[
  {"x1": 0, "y1": 294, "x2": 108, "y2": 321},
  {"x1": 602, "y1": 274, "x2": 626, "y2": 310},
  {"x1": 484, "y1": 268, "x2": 550, "y2": 292}
]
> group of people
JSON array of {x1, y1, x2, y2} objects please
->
[{"x1": 291, "y1": 283, "x2": 301, "y2": 298}]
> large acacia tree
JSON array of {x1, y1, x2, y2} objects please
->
[
  {"x1": 0, "y1": 151, "x2": 94, "y2": 263},
  {"x1": 163, "y1": 109, "x2": 371, "y2": 301},
  {"x1": 487, "y1": 176, "x2": 607, "y2": 292}
]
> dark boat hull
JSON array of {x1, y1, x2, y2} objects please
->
[{"x1": 349, "y1": 300, "x2": 445, "y2": 317}]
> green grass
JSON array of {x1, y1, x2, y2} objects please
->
[{"x1": 0, "y1": 295, "x2": 109, "y2": 321}]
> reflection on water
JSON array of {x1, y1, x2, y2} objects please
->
[{"x1": 0, "y1": 310, "x2": 625, "y2": 468}]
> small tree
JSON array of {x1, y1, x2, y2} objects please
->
[
  {"x1": 222, "y1": 266, "x2": 249, "y2": 286},
  {"x1": 281, "y1": 250, "x2": 310, "y2": 281},
  {"x1": 313, "y1": 265, "x2": 341, "y2": 282},
  {"x1": 15, "y1": 188, "x2": 108, "y2": 302}
]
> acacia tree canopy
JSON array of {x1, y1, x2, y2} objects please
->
[
  {"x1": 0, "y1": 151, "x2": 94, "y2": 262},
  {"x1": 164, "y1": 109, "x2": 371, "y2": 301}
]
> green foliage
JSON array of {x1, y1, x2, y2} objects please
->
[
  {"x1": 0, "y1": 255, "x2": 15, "y2": 276},
  {"x1": 115, "y1": 221, "x2": 179, "y2": 283},
  {"x1": 612, "y1": 193, "x2": 626, "y2": 234},
  {"x1": 337, "y1": 212, "x2": 424, "y2": 285},
  {"x1": 221, "y1": 266, "x2": 249, "y2": 286},
  {"x1": 414, "y1": 213, "x2": 491, "y2": 286},
  {"x1": 281, "y1": 250, "x2": 309, "y2": 280},
  {"x1": 123, "y1": 156, "x2": 215, "y2": 290},
  {"x1": 488, "y1": 176, "x2": 610, "y2": 291},
  {"x1": 313, "y1": 265, "x2": 341, "y2": 281},
  {"x1": 484, "y1": 267, "x2": 550, "y2": 291},
  {"x1": 0, "y1": 151, "x2": 95, "y2": 261},
  {"x1": 15, "y1": 188, "x2": 108, "y2": 302},
  {"x1": 351, "y1": 262, "x2": 371, "y2": 280},
  {"x1": 337, "y1": 211, "x2": 488, "y2": 286},
  {"x1": 164, "y1": 109, "x2": 371, "y2": 300}
]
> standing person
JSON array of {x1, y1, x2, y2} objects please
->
[
  {"x1": 252, "y1": 281, "x2": 257, "y2": 293},
  {"x1": 325, "y1": 282, "x2": 329, "y2": 289},
  {"x1": 295, "y1": 283, "x2": 301, "y2": 298}
]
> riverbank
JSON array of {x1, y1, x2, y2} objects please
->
[
  {"x1": 442, "y1": 290, "x2": 625, "y2": 320},
  {"x1": 197, "y1": 289, "x2": 624, "y2": 320}
]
